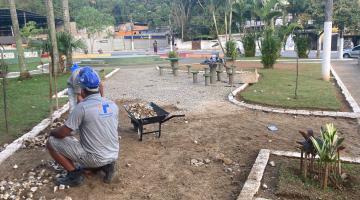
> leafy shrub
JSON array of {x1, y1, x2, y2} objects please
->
[
  {"x1": 225, "y1": 40, "x2": 238, "y2": 61},
  {"x1": 261, "y1": 29, "x2": 281, "y2": 69},
  {"x1": 242, "y1": 33, "x2": 256, "y2": 57},
  {"x1": 294, "y1": 34, "x2": 310, "y2": 58},
  {"x1": 168, "y1": 51, "x2": 178, "y2": 58}
]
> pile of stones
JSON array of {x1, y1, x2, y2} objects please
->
[{"x1": 128, "y1": 103, "x2": 157, "y2": 119}]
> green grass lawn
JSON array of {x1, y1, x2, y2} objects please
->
[
  {"x1": 0, "y1": 74, "x2": 69, "y2": 143},
  {"x1": 239, "y1": 63, "x2": 342, "y2": 111},
  {"x1": 5, "y1": 58, "x2": 50, "y2": 72}
]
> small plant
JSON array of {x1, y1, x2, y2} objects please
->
[
  {"x1": 260, "y1": 29, "x2": 281, "y2": 69},
  {"x1": 168, "y1": 51, "x2": 178, "y2": 59},
  {"x1": 294, "y1": 34, "x2": 310, "y2": 58},
  {"x1": 242, "y1": 33, "x2": 256, "y2": 57},
  {"x1": 310, "y1": 123, "x2": 345, "y2": 190},
  {"x1": 225, "y1": 40, "x2": 238, "y2": 61}
]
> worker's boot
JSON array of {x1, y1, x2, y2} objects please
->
[
  {"x1": 101, "y1": 162, "x2": 116, "y2": 184},
  {"x1": 56, "y1": 168, "x2": 84, "y2": 187}
]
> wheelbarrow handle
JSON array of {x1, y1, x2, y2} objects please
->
[{"x1": 161, "y1": 114, "x2": 185, "y2": 123}]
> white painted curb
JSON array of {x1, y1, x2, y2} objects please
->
[
  {"x1": 0, "y1": 103, "x2": 69, "y2": 165},
  {"x1": 228, "y1": 83, "x2": 360, "y2": 119},
  {"x1": 237, "y1": 149, "x2": 270, "y2": 200},
  {"x1": 105, "y1": 68, "x2": 120, "y2": 79},
  {"x1": 330, "y1": 66, "x2": 360, "y2": 113}
]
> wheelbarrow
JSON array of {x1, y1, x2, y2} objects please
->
[{"x1": 124, "y1": 102, "x2": 185, "y2": 141}]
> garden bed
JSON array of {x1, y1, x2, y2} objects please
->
[
  {"x1": 257, "y1": 155, "x2": 360, "y2": 200},
  {"x1": 237, "y1": 64, "x2": 350, "y2": 111}
]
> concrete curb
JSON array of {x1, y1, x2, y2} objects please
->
[
  {"x1": 228, "y1": 83, "x2": 360, "y2": 119},
  {"x1": 330, "y1": 66, "x2": 360, "y2": 113},
  {"x1": 237, "y1": 149, "x2": 360, "y2": 200},
  {"x1": 237, "y1": 149, "x2": 270, "y2": 200},
  {"x1": 0, "y1": 103, "x2": 69, "y2": 165},
  {"x1": 105, "y1": 68, "x2": 120, "y2": 79}
]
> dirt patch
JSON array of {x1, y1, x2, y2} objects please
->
[
  {"x1": 257, "y1": 155, "x2": 360, "y2": 200},
  {"x1": 0, "y1": 99, "x2": 359, "y2": 200}
]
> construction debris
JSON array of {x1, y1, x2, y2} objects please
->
[{"x1": 128, "y1": 103, "x2": 156, "y2": 119}]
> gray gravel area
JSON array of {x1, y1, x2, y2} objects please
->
[{"x1": 105, "y1": 67, "x2": 243, "y2": 113}]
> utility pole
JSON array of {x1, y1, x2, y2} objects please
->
[
  {"x1": 322, "y1": 0, "x2": 333, "y2": 81},
  {"x1": 8, "y1": 0, "x2": 30, "y2": 79},
  {"x1": 45, "y1": 0, "x2": 59, "y2": 109},
  {"x1": 62, "y1": 0, "x2": 73, "y2": 71}
]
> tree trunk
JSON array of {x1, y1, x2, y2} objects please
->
[
  {"x1": 212, "y1": 11, "x2": 226, "y2": 57},
  {"x1": 62, "y1": 0, "x2": 73, "y2": 71},
  {"x1": 46, "y1": 0, "x2": 59, "y2": 109},
  {"x1": 8, "y1": 0, "x2": 30, "y2": 79},
  {"x1": 338, "y1": 30, "x2": 344, "y2": 59},
  {"x1": 225, "y1": 13, "x2": 228, "y2": 42},
  {"x1": 322, "y1": 0, "x2": 333, "y2": 81},
  {"x1": 323, "y1": 163, "x2": 329, "y2": 190},
  {"x1": 229, "y1": 1, "x2": 233, "y2": 41}
]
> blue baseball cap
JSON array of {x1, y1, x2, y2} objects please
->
[
  {"x1": 70, "y1": 63, "x2": 79, "y2": 72},
  {"x1": 78, "y1": 66, "x2": 100, "y2": 92}
]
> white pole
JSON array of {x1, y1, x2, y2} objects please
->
[
  {"x1": 322, "y1": 22, "x2": 332, "y2": 81},
  {"x1": 338, "y1": 35, "x2": 344, "y2": 59}
]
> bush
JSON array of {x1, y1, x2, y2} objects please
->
[
  {"x1": 225, "y1": 40, "x2": 238, "y2": 61},
  {"x1": 242, "y1": 33, "x2": 256, "y2": 57},
  {"x1": 294, "y1": 35, "x2": 310, "y2": 58},
  {"x1": 168, "y1": 51, "x2": 178, "y2": 58},
  {"x1": 261, "y1": 29, "x2": 281, "y2": 69}
]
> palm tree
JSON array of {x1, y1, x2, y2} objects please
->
[
  {"x1": 56, "y1": 32, "x2": 86, "y2": 72},
  {"x1": 253, "y1": 0, "x2": 284, "y2": 30},
  {"x1": 8, "y1": 0, "x2": 30, "y2": 79}
]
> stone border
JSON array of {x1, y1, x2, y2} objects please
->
[
  {"x1": 237, "y1": 149, "x2": 360, "y2": 200},
  {"x1": 228, "y1": 83, "x2": 360, "y2": 119},
  {"x1": 0, "y1": 103, "x2": 69, "y2": 165},
  {"x1": 0, "y1": 68, "x2": 120, "y2": 165},
  {"x1": 237, "y1": 149, "x2": 270, "y2": 200}
]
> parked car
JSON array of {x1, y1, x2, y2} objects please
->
[{"x1": 343, "y1": 45, "x2": 360, "y2": 58}]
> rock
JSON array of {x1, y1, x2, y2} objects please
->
[
  {"x1": 27, "y1": 192, "x2": 33, "y2": 198},
  {"x1": 64, "y1": 196, "x2": 72, "y2": 200},
  {"x1": 59, "y1": 184, "x2": 65, "y2": 190},
  {"x1": 193, "y1": 140, "x2": 198, "y2": 144},
  {"x1": 223, "y1": 158, "x2": 233, "y2": 165},
  {"x1": 125, "y1": 163, "x2": 131, "y2": 167},
  {"x1": 190, "y1": 159, "x2": 198, "y2": 165},
  {"x1": 3, "y1": 143, "x2": 9, "y2": 148},
  {"x1": 269, "y1": 161, "x2": 275, "y2": 167},
  {"x1": 0, "y1": 186, "x2": 4, "y2": 191},
  {"x1": 30, "y1": 187, "x2": 38, "y2": 192},
  {"x1": 184, "y1": 121, "x2": 188, "y2": 124},
  {"x1": 13, "y1": 165, "x2": 18, "y2": 169},
  {"x1": 341, "y1": 173, "x2": 348, "y2": 180},
  {"x1": 225, "y1": 168, "x2": 233, "y2": 173},
  {"x1": 215, "y1": 153, "x2": 225, "y2": 161},
  {"x1": 204, "y1": 159, "x2": 211, "y2": 164},
  {"x1": 268, "y1": 140, "x2": 272, "y2": 143},
  {"x1": 53, "y1": 186, "x2": 58, "y2": 193},
  {"x1": 262, "y1": 183, "x2": 268, "y2": 189},
  {"x1": 2, "y1": 193, "x2": 10, "y2": 200}
]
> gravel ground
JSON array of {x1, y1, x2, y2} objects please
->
[{"x1": 105, "y1": 67, "x2": 242, "y2": 113}]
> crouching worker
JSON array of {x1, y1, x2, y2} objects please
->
[{"x1": 47, "y1": 67, "x2": 119, "y2": 187}]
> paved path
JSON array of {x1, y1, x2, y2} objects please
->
[{"x1": 332, "y1": 60, "x2": 360, "y2": 106}]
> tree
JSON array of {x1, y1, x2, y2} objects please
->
[
  {"x1": 8, "y1": 0, "x2": 30, "y2": 79},
  {"x1": 20, "y1": 21, "x2": 42, "y2": 45},
  {"x1": 322, "y1": 0, "x2": 333, "y2": 81},
  {"x1": 171, "y1": 0, "x2": 197, "y2": 40},
  {"x1": 45, "y1": 0, "x2": 60, "y2": 109},
  {"x1": 75, "y1": 6, "x2": 114, "y2": 53},
  {"x1": 62, "y1": 0, "x2": 73, "y2": 71},
  {"x1": 57, "y1": 32, "x2": 86, "y2": 72}
]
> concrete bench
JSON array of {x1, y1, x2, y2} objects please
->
[
  {"x1": 191, "y1": 71, "x2": 199, "y2": 83},
  {"x1": 216, "y1": 70, "x2": 223, "y2": 81}
]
